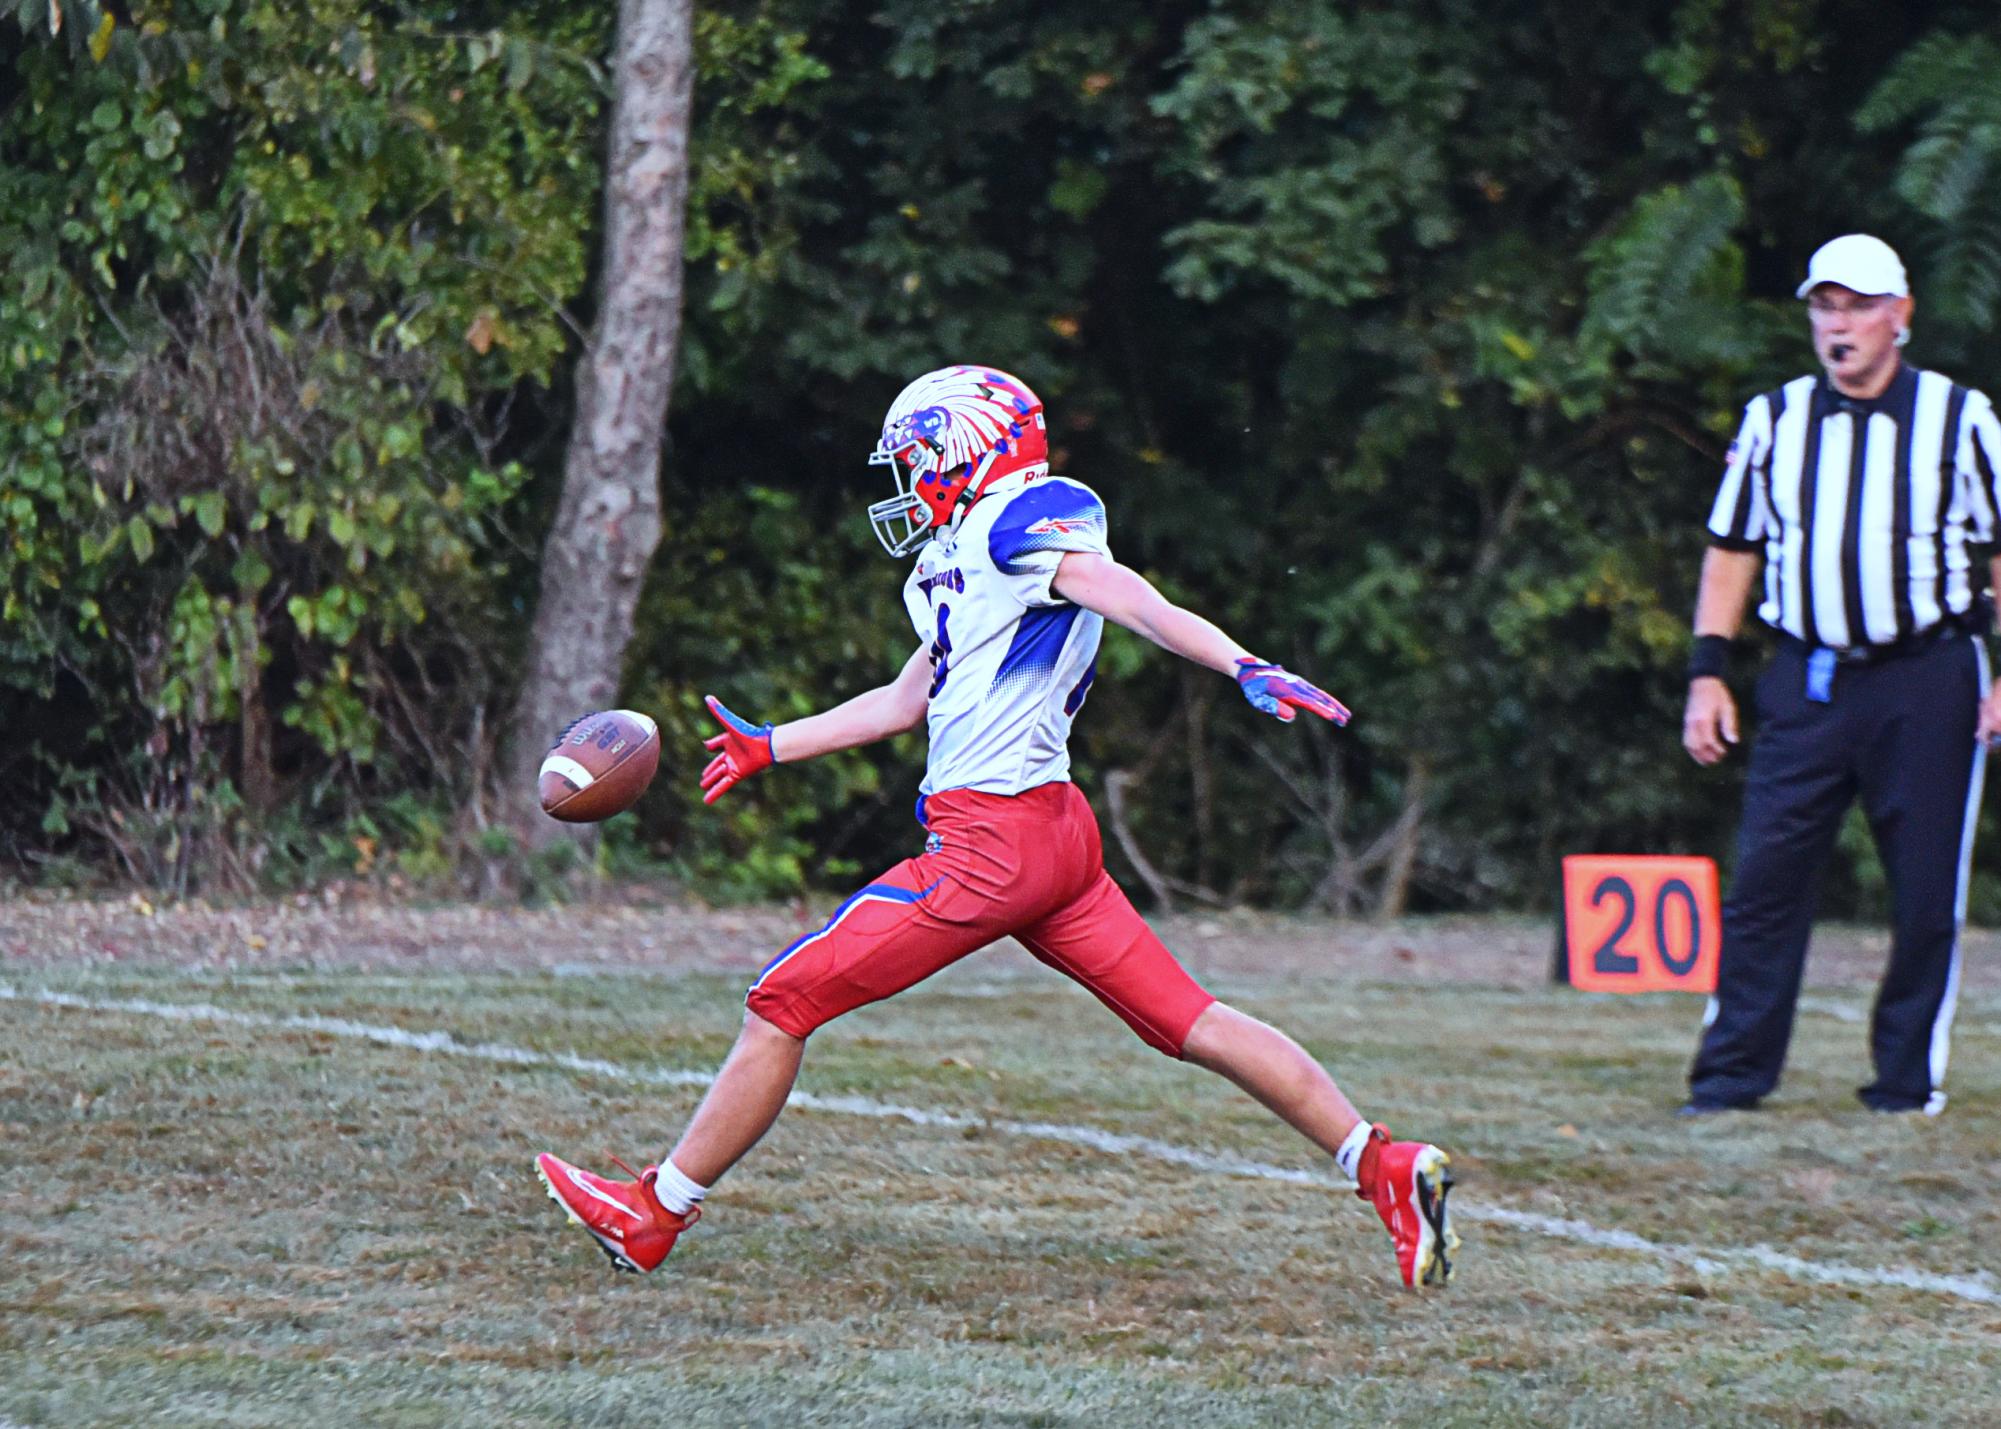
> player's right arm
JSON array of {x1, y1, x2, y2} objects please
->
[
  {"x1": 700, "y1": 645, "x2": 930, "y2": 804},
  {"x1": 1683, "y1": 547, "x2": 1761, "y2": 766}
]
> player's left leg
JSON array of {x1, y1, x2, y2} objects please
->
[
  {"x1": 1016, "y1": 854, "x2": 1457, "y2": 1289},
  {"x1": 1179, "y1": 1002, "x2": 1361, "y2": 1156},
  {"x1": 1177, "y1": 1003, "x2": 1457, "y2": 1288}
]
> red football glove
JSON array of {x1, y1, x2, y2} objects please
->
[{"x1": 699, "y1": 695, "x2": 777, "y2": 804}]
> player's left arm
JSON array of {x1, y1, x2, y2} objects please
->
[{"x1": 1051, "y1": 552, "x2": 1349, "y2": 725}]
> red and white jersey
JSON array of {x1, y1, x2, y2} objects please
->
[{"x1": 902, "y1": 472, "x2": 1110, "y2": 797}]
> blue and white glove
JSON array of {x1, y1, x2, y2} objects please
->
[{"x1": 1234, "y1": 658, "x2": 1351, "y2": 726}]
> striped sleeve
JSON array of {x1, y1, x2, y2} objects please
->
[
  {"x1": 1706, "y1": 396, "x2": 1775, "y2": 549},
  {"x1": 1959, "y1": 390, "x2": 2001, "y2": 543}
]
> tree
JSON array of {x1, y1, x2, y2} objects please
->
[
  {"x1": 1, "y1": 0, "x2": 603, "y2": 889},
  {"x1": 8, "y1": 0, "x2": 2000, "y2": 916},
  {"x1": 504, "y1": 0, "x2": 696, "y2": 851}
]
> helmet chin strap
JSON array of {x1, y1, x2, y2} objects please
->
[{"x1": 942, "y1": 450, "x2": 1001, "y2": 534}]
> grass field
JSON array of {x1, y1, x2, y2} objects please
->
[{"x1": 3, "y1": 899, "x2": 1999, "y2": 1426}]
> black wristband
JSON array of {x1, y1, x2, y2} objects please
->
[{"x1": 1687, "y1": 634, "x2": 1731, "y2": 683}]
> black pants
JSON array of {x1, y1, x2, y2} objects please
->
[{"x1": 1689, "y1": 632, "x2": 1987, "y2": 1112}]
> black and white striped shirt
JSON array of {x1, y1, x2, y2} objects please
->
[{"x1": 1707, "y1": 363, "x2": 2001, "y2": 650}]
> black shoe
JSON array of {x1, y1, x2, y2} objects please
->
[
  {"x1": 1677, "y1": 1098, "x2": 1757, "y2": 1117},
  {"x1": 1858, "y1": 1094, "x2": 1931, "y2": 1115}
]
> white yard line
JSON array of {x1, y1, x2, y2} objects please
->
[
  {"x1": 1797, "y1": 996, "x2": 1867, "y2": 1024},
  {"x1": 4, "y1": 982, "x2": 1996, "y2": 1308},
  {"x1": 50, "y1": 968, "x2": 2001, "y2": 1027}
]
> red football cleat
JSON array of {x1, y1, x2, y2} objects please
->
[
  {"x1": 1355, "y1": 1123, "x2": 1458, "y2": 1289},
  {"x1": 536, "y1": 1151, "x2": 699, "y2": 1273}
]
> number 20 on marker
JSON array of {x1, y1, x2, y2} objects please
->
[{"x1": 1561, "y1": 855, "x2": 1721, "y2": 994}]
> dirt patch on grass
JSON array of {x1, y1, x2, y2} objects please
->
[{"x1": 0, "y1": 889, "x2": 1990, "y2": 994}]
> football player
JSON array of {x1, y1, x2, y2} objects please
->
[{"x1": 538, "y1": 366, "x2": 1457, "y2": 1288}]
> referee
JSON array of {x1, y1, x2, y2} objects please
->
[{"x1": 1683, "y1": 233, "x2": 2001, "y2": 1117}]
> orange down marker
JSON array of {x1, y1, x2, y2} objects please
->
[{"x1": 1560, "y1": 855, "x2": 1721, "y2": 994}]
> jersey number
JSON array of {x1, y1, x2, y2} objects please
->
[{"x1": 927, "y1": 603, "x2": 954, "y2": 699}]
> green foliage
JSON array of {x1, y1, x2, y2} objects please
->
[
  {"x1": 1582, "y1": 174, "x2": 1756, "y2": 373},
  {"x1": 1857, "y1": 29, "x2": 2001, "y2": 328},
  {"x1": 6, "y1": 0, "x2": 2000, "y2": 917},
  {"x1": 1152, "y1": 3, "x2": 1472, "y2": 305},
  {"x1": 0, "y1": 0, "x2": 604, "y2": 883}
]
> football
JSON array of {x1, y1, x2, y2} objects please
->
[{"x1": 538, "y1": 709, "x2": 662, "y2": 823}]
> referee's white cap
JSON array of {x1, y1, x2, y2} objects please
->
[{"x1": 1795, "y1": 234, "x2": 1910, "y2": 299}]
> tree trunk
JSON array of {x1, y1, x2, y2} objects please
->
[
  {"x1": 235, "y1": 598, "x2": 276, "y2": 814},
  {"x1": 504, "y1": 0, "x2": 694, "y2": 849},
  {"x1": 1374, "y1": 755, "x2": 1430, "y2": 920}
]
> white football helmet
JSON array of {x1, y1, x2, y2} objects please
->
[{"x1": 867, "y1": 365, "x2": 1049, "y2": 555}]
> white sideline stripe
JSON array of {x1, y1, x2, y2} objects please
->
[
  {"x1": 5, "y1": 984, "x2": 1997, "y2": 1308},
  {"x1": 1797, "y1": 996, "x2": 1866, "y2": 1024},
  {"x1": 3, "y1": 985, "x2": 713, "y2": 1090},
  {"x1": 41, "y1": 970, "x2": 2001, "y2": 1029}
]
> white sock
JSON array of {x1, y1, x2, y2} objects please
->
[
  {"x1": 1334, "y1": 1121, "x2": 1374, "y2": 1183},
  {"x1": 652, "y1": 1158, "x2": 708, "y2": 1215}
]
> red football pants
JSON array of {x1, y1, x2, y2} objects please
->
[{"x1": 746, "y1": 782, "x2": 1216, "y2": 1055}]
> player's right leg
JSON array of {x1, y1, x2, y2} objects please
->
[
  {"x1": 535, "y1": 1149, "x2": 705, "y2": 1274},
  {"x1": 537, "y1": 1008, "x2": 803, "y2": 1273},
  {"x1": 538, "y1": 823, "x2": 1024, "y2": 1273}
]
